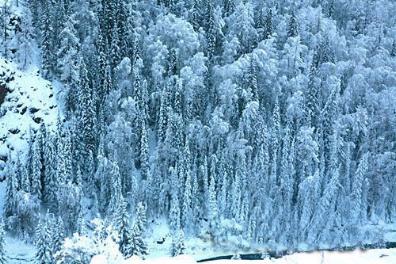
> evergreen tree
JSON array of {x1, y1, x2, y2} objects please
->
[
  {"x1": 56, "y1": 16, "x2": 80, "y2": 112},
  {"x1": 350, "y1": 153, "x2": 369, "y2": 224},
  {"x1": 171, "y1": 229, "x2": 185, "y2": 257},
  {"x1": 135, "y1": 202, "x2": 147, "y2": 234},
  {"x1": 263, "y1": 8, "x2": 273, "y2": 39},
  {"x1": 40, "y1": 4, "x2": 55, "y2": 77},
  {"x1": 140, "y1": 121, "x2": 149, "y2": 181},
  {"x1": 129, "y1": 222, "x2": 148, "y2": 258},
  {"x1": 0, "y1": 221, "x2": 6, "y2": 264},
  {"x1": 227, "y1": 1, "x2": 257, "y2": 53},
  {"x1": 181, "y1": 142, "x2": 192, "y2": 230},
  {"x1": 76, "y1": 58, "x2": 96, "y2": 177},
  {"x1": 35, "y1": 217, "x2": 54, "y2": 264},
  {"x1": 43, "y1": 134, "x2": 57, "y2": 206},
  {"x1": 32, "y1": 134, "x2": 43, "y2": 199},
  {"x1": 287, "y1": 12, "x2": 298, "y2": 38},
  {"x1": 208, "y1": 155, "x2": 218, "y2": 235},
  {"x1": 56, "y1": 127, "x2": 73, "y2": 185},
  {"x1": 4, "y1": 158, "x2": 18, "y2": 219},
  {"x1": 169, "y1": 177, "x2": 181, "y2": 232},
  {"x1": 52, "y1": 217, "x2": 65, "y2": 254},
  {"x1": 114, "y1": 199, "x2": 133, "y2": 257},
  {"x1": 107, "y1": 160, "x2": 123, "y2": 217}
]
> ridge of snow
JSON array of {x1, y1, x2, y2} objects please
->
[{"x1": 0, "y1": 57, "x2": 58, "y2": 176}]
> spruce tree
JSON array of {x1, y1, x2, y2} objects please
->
[
  {"x1": 181, "y1": 142, "x2": 192, "y2": 230},
  {"x1": 56, "y1": 16, "x2": 80, "y2": 112},
  {"x1": 32, "y1": 136, "x2": 43, "y2": 200},
  {"x1": 208, "y1": 155, "x2": 218, "y2": 234},
  {"x1": 0, "y1": 221, "x2": 6, "y2": 264},
  {"x1": 263, "y1": 8, "x2": 273, "y2": 39},
  {"x1": 140, "y1": 121, "x2": 149, "y2": 181},
  {"x1": 35, "y1": 217, "x2": 54, "y2": 264},
  {"x1": 169, "y1": 191, "x2": 181, "y2": 233},
  {"x1": 40, "y1": 4, "x2": 55, "y2": 77},
  {"x1": 114, "y1": 199, "x2": 133, "y2": 258},
  {"x1": 350, "y1": 153, "x2": 369, "y2": 224},
  {"x1": 52, "y1": 217, "x2": 65, "y2": 254},
  {"x1": 43, "y1": 134, "x2": 57, "y2": 206},
  {"x1": 287, "y1": 12, "x2": 298, "y2": 38},
  {"x1": 171, "y1": 229, "x2": 185, "y2": 257},
  {"x1": 76, "y1": 59, "x2": 96, "y2": 176},
  {"x1": 133, "y1": 224, "x2": 148, "y2": 257},
  {"x1": 4, "y1": 160, "x2": 17, "y2": 219}
]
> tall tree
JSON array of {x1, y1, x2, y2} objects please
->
[{"x1": 0, "y1": 221, "x2": 5, "y2": 264}]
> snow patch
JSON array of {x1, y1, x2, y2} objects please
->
[{"x1": 0, "y1": 57, "x2": 58, "y2": 175}]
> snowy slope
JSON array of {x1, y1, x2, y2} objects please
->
[{"x1": 0, "y1": 57, "x2": 58, "y2": 176}]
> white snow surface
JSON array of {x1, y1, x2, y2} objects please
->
[
  {"x1": 0, "y1": 57, "x2": 58, "y2": 175},
  {"x1": 89, "y1": 249, "x2": 396, "y2": 264}
]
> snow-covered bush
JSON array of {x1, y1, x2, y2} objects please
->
[{"x1": 56, "y1": 219, "x2": 125, "y2": 264}]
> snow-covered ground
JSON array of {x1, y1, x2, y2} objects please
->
[
  {"x1": 5, "y1": 236, "x2": 35, "y2": 263},
  {"x1": 0, "y1": 58, "x2": 58, "y2": 175},
  {"x1": 89, "y1": 248, "x2": 396, "y2": 264},
  {"x1": 5, "y1": 235, "x2": 396, "y2": 264},
  {"x1": 3, "y1": 214, "x2": 396, "y2": 263}
]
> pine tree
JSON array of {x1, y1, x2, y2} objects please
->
[
  {"x1": 306, "y1": 64, "x2": 319, "y2": 127},
  {"x1": 309, "y1": 131, "x2": 341, "y2": 244},
  {"x1": 171, "y1": 229, "x2": 185, "y2": 257},
  {"x1": 181, "y1": 142, "x2": 192, "y2": 230},
  {"x1": 35, "y1": 217, "x2": 54, "y2": 264},
  {"x1": 4, "y1": 159, "x2": 18, "y2": 219},
  {"x1": 107, "y1": 160, "x2": 123, "y2": 217},
  {"x1": 227, "y1": 1, "x2": 257, "y2": 53},
  {"x1": 43, "y1": 134, "x2": 57, "y2": 206},
  {"x1": 219, "y1": 153, "x2": 229, "y2": 217},
  {"x1": 20, "y1": 160, "x2": 30, "y2": 193},
  {"x1": 231, "y1": 152, "x2": 245, "y2": 222},
  {"x1": 391, "y1": 40, "x2": 396, "y2": 57},
  {"x1": 110, "y1": 24, "x2": 121, "y2": 70},
  {"x1": 52, "y1": 217, "x2": 65, "y2": 254},
  {"x1": 40, "y1": 4, "x2": 55, "y2": 77},
  {"x1": 56, "y1": 16, "x2": 80, "y2": 112},
  {"x1": 287, "y1": 12, "x2": 298, "y2": 38},
  {"x1": 129, "y1": 222, "x2": 148, "y2": 258},
  {"x1": 76, "y1": 59, "x2": 96, "y2": 176},
  {"x1": 136, "y1": 202, "x2": 147, "y2": 234},
  {"x1": 158, "y1": 89, "x2": 170, "y2": 143},
  {"x1": 350, "y1": 153, "x2": 369, "y2": 224},
  {"x1": 15, "y1": 7, "x2": 35, "y2": 70},
  {"x1": 190, "y1": 0, "x2": 202, "y2": 31},
  {"x1": 263, "y1": 8, "x2": 273, "y2": 39},
  {"x1": 169, "y1": 171, "x2": 181, "y2": 232},
  {"x1": 56, "y1": 128, "x2": 73, "y2": 185},
  {"x1": 140, "y1": 121, "x2": 149, "y2": 180},
  {"x1": 114, "y1": 198, "x2": 133, "y2": 257},
  {"x1": 32, "y1": 135, "x2": 43, "y2": 200},
  {"x1": 0, "y1": 221, "x2": 7, "y2": 264},
  {"x1": 208, "y1": 155, "x2": 218, "y2": 235},
  {"x1": 245, "y1": 58, "x2": 259, "y2": 102}
]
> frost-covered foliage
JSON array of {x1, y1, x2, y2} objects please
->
[
  {"x1": 1, "y1": 0, "x2": 396, "y2": 261},
  {"x1": 0, "y1": 221, "x2": 6, "y2": 264},
  {"x1": 56, "y1": 219, "x2": 125, "y2": 264}
]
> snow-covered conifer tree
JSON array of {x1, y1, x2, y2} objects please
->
[
  {"x1": 171, "y1": 229, "x2": 185, "y2": 257},
  {"x1": 0, "y1": 221, "x2": 6, "y2": 264}
]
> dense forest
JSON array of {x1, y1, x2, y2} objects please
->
[{"x1": 0, "y1": 0, "x2": 395, "y2": 262}]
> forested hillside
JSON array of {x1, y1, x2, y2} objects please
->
[{"x1": 0, "y1": 0, "x2": 395, "y2": 262}]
